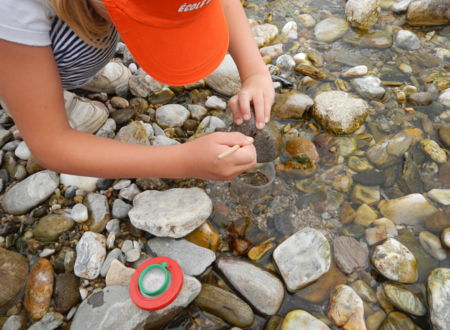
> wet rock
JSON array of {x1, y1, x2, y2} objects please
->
[
  {"x1": 438, "y1": 124, "x2": 450, "y2": 149},
  {"x1": 379, "y1": 193, "x2": 438, "y2": 225},
  {"x1": 24, "y1": 259, "x2": 54, "y2": 320},
  {"x1": 194, "y1": 284, "x2": 254, "y2": 328},
  {"x1": 419, "y1": 231, "x2": 447, "y2": 261},
  {"x1": 272, "y1": 92, "x2": 313, "y2": 120},
  {"x1": 425, "y1": 210, "x2": 450, "y2": 232},
  {"x1": 147, "y1": 238, "x2": 216, "y2": 276},
  {"x1": 351, "y1": 76, "x2": 386, "y2": 99},
  {"x1": 129, "y1": 188, "x2": 212, "y2": 238},
  {"x1": 406, "y1": 0, "x2": 450, "y2": 26},
  {"x1": 1, "y1": 314, "x2": 27, "y2": 330},
  {"x1": 276, "y1": 54, "x2": 296, "y2": 76},
  {"x1": 155, "y1": 104, "x2": 189, "y2": 128},
  {"x1": 439, "y1": 89, "x2": 450, "y2": 107},
  {"x1": 282, "y1": 310, "x2": 330, "y2": 330},
  {"x1": 342, "y1": 65, "x2": 368, "y2": 78},
  {"x1": 442, "y1": 228, "x2": 450, "y2": 249},
  {"x1": 299, "y1": 14, "x2": 316, "y2": 28},
  {"x1": 0, "y1": 248, "x2": 28, "y2": 309},
  {"x1": 421, "y1": 139, "x2": 447, "y2": 163},
  {"x1": 353, "y1": 170, "x2": 386, "y2": 186},
  {"x1": 312, "y1": 91, "x2": 368, "y2": 135},
  {"x1": 33, "y1": 214, "x2": 74, "y2": 242},
  {"x1": 366, "y1": 310, "x2": 386, "y2": 330},
  {"x1": 371, "y1": 238, "x2": 418, "y2": 283},
  {"x1": 105, "y1": 259, "x2": 135, "y2": 286},
  {"x1": 71, "y1": 276, "x2": 201, "y2": 330},
  {"x1": 282, "y1": 21, "x2": 298, "y2": 40},
  {"x1": 345, "y1": 0, "x2": 380, "y2": 30},
  {"x1": 328, "y1": 285, "x2": 366, "y2": 330},
  {"x1": 216, "y1": 257, "x2": 284, "y2": 315},
  {"x1": 84, "y1": 193, "x2": 110, "y2": 233},
  {"x1": 185, "y1": 221, "x2": 220, "y2": 251},
  {"x1": 28, "y1": 312, "x2": 64, "y2": 330},
  {"x1": 1, "y1": 170, "x2": 59, "y2": 215},
  {"x1": 205, "y1": 54, "x2": 241, "y2": 96},
  {"x1": 251, "y1": 23, "x2": 278, "y2": 47},
  {"x1": 395, "y1": 30, "x2": 421, "y2": 50},
  {"x1": 351, "y1": 280, "x2": 377, "y2": 303},
  {"x1": 428, "y1": 268, "x2": 450, "y2": 330},
  {"x1": 391, "y1": 0, "x2": 412, "y2": 13},
  {"x1": 285, "y1": 137, "x2": 320, "y2": 165},
  {"x1": 382, "y1": 282, "x2": 426, "y2": 316},
  {"x1": 333, "y1": 236, "x2": 369, "y2": 274},
  {"x1": 351, "y1": 184, "x2": 380, "y2": 205},
  {"x1": 406, "y1": 92, "x2": 433, "y2": 106},
  {"x1": 115, "y1": 121, "x2": 150, "y2": 145},
  {"x1": 366, "y1": 131, "x2": 414, "y2": 168},
  {"x1": 365, "y1": 218, "x2": 398, "y2": 245},
  {"x1": 314, "y1": 17, "x2": 350, "y2": 43},
  {"x1": 74, "y1": 232, "x2": 106, "y2": 280},
  {"x1": 378, "y1": 311, "x2": 417, "y2": 330},
  {"x1": 260, "y1": 44, "x2": 284, "y2": 58},
  {"x1": 54, "y1": 273, "x2": 80, "y2": 313},
  {"x1": 273, "y1": 228, "x2": 331, "y2": 292}
]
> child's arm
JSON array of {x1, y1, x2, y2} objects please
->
[
  {"x1": 222, "y1": 0, "x2": 275, "y2": 130},
  {"x1": 0, "y1": 40, "x2": 256, "y2": 180}
]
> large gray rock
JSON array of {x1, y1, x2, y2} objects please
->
[
  {"x1": 273, "y1": 228, "x2": 331, "y2": 292},
  {"x1": 216, "y1": 257, "x2": 284, "y2": 315},
  {"x1": 1, "y1": 170, "x2": 59, "y2": 215},
  {"x1": 129, "y1": 188, "x2": 212, "y2": 238},
  {"x1": 312, "y1": 91, "x2": 368, "y2": 135},
  {"x1": 70, "y1": 276, "x2": 201, "y2": 330},
  {"x1": 428, "y1": 268, "x2": 450, "y2": 330},
  {"x1": 147, "y1": 238, "x2": 216, "y2": 276},
  {"x1": 407, "y1": 0, "x2": 450, "y2": 26},
  {"x1": 205, "y1": 54, "x2": 241, "y2": 96},
  {"x1": 345, "y1": 0, "x2": 380, "y2": 30},
  {"x1": 74, "y1": 232, "x2": 106, "y2": 280}
]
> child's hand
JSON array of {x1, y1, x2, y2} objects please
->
[
  {"x1": 228, "y1": 71, "x2": 275, "y2": 130},
  {"x1": 183, "y1": 132, "x2": 256, "y2": 181}
]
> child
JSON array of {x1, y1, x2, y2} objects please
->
[{"x1": 0, "y1": 0, "x2": 274, "y2": 181}]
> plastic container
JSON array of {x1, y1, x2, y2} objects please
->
[{"x1": 230, "y1": 162, "x2": 275, "y2": 206}]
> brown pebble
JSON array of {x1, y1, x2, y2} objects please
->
[{"x1": 24, "y1": 259, "x2": 54, "y2": 320}]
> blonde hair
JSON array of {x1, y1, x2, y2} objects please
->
[{"x1": 47, "y1": 0, "x2": 112, "y2": 48}]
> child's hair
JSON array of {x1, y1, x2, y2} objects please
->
[{"x1": 47, "y1": 0, "x2": 113, "y2": 48}]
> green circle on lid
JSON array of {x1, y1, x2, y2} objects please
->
[{"x1": 138, "y1": 262, "x2": 171, "y2": 296}]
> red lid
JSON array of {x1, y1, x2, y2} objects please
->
[{"x1": 129, "y1": 256, "x2": 183, "y2": 311}]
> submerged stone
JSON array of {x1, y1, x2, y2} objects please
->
[{"x1": 428, "y1": 268, "x2": 450, "y2": 330}]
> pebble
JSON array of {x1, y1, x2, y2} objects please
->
[
  {"x1": 84, "y1": 193, "x2": 110, "y2": 233},
  {"x1": 115, "y1": 121, "x2": 150, "y2": 145},
  {"x1": 350, "y1": 280, "x2": 377, "y2": 303},
  {"x1": 406, "y1": 0, "x2": 450, "y2": 26},
  {"x1": 365, "y1": 217, "x2": 398, "y2": 245},
  {"x1": 54, "y1": 273, "x2": 80, "y2": 313},
  {"x1": 371, "y1": 238, "x2": 418, "y2": 283},
  {"x1": 342, "y1": 65, "x2": 368, "y2": 78},
  {"x1": 260, "y1": 44, "x2": 283, "y2": 58},
  {"x1": 151, "y1": 135, "x2": 180, "y2": 146},
  {"x1": 419, "y1": 231, "x2": 447, "y2": 261},
  {"x1": 187, "y1": 104, "x2": 208, "y2": 121},
  {"x1": 273, "y1": 228, "x2": 331, "y2": 292},
  {"x1": 379, "y1": 311, "x2": 417, "y2": 329},
  {"x1": 282, "y1": 310, "x2": 330, "y2": 330},
  {"x1": 251, "y1": 23, "x2": 279, "y2": 47},
  {"x1": 196, "y1": 116, "x2": 226, "y2": 133},
  {"x1": 60, "y1": 174, "x2": 99, "y2": 192},
  {"x1": 276, "y1": 54, "x2": 296, "y2": 77},
  {"x1": 351, "y1": 184, "x2": 380, "y2": 205},
  {"x1": 147, "y1": 238, "x2": 216, "y2": 276},
  {"x1": 105, "y1": 259, "x2": 135, "y2": 286},
  {"x1": 14, "y1": 141, "x2": 30, "y2": 160},
  {"x1": 351, "y1": 76, "x2": 386, "y2": 99},
  {"x1": 205, "y1": 96, "x2": 227, "y2": 110},
  {"x1": 129, "y1": 188, "x2": 212, "y2": 238},
  {"x1": 0, "y1": 248, "x2": 28, "y2": 309},
  {"x1": 272, "y1": 92, "x2": 314, "y2": 120},
  {"x1": 333, "y1": 236, "x2": 369, "y2": 274},
  {"x1": 185, "y1": 221, "x2": 220, "y2": 251},
  {"x1": 1, "y1": 170, "x2": 59, "y2": 215},
  {"x1": 1, "y1": 314, "x2": 27, "y2": 330},
  {"x1": 345, "y1": 0, "x2": 380, "y2": 30},
  {"x1": 155, "y1": 104, "x2": 190, "y2": 128},
  {"x1": 328, "y1": 285, "x2": 366, "y2": 330},
  {"x1": 281, "y1": 21, "x2": 298, "y2": 40},
  {"x1": 33, "y1": 213, "x2": 74, "y2": 242},
  {"x1": 314, "y1": 17, "x2": 349, "y2": 43},
  {"x1": 100, "y1": 248, "x2": 123, "y2": 277},
  {"x1": 71, "y1": 276, "x2": 201, "y2": 329},
  {"x1": 379, "y1": 193, "x2": 438, "y2": 225},
  {"x1": 204, "y1": 54, "x2": 241, "y2": 96},
  {"x1": 425, "y1": 211, "x2": 450, "y2": 232},
  {"x1": 395, "y1": 30, "x2": 421, "y2": 50},
  {"x1": 420, "y1": 139, "x2": 447, "y2": 163},
  {"x1": 382, "y1": 282, "x2": 426, "y2": 316},
  {"x1": 112, "y1": 179, "x2": 130, "y2": 190},
  {"x1": 428, "y1": 268, "x2": 450, "y2": 330},
  {"x1": 298, "y1": 14, "x2": 316, "y2": 28},
  {"x1": 195, "y1": 284, "x2": 255, "y2": 328},
  {"x1": 216, "y1": 257, "x2": 284, "y2": 315},
  {"x1": 391, "y1": 0, "x2": 411, "y2": 13},
  {"x1": 24, "y1": 259, "x2": 54, "y2": 320},
  {"x1": 74, "y1": 232, "x2": 106, "y2": 280},
  {"x1": 439, "y1": 88, "x2": 450, "y2": 107},
  {"x1": 71, "y1": 203, "x2": 89, "y2": 223},
  {"x1": 28, "y1": 312, "x2": 64, "y2": 330},
  {"x1": 96, "y1": 118, "x2": 116, "y2": 138}
]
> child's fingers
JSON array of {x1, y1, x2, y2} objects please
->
[
  {"x1": 238, "y1": 91, "x2": 251, "y2": 121},
  {"x1": 252, "y1": 92, "x2": 265, "y2": 129},
  {"x1": 230, "y1": 144, "x2": 257, "y2": 166},
  {"x1": 229, "y1": 95, "x2": 243, "y2": 125}
]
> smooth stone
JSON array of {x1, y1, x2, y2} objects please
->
[
  {"x1": 155, "y1": 104, "x2": 189, "y2": 128},
  {"x1": 1, "y1": 314, "x2": 27, "y2": 330},
  {"x1": 1, "y1": 170, "x2": 59, "y2": 215},
  {"x1": 111, "y1": 109, "x2": 135, "y2": 125},
  {"x1": 395, "y1": 30, "x2": 421, "y2": 50},
  {"x1": 205, "y1": 96, "x2": 227, "y2": 110},
  {"x1": 147, "y1": 238, "x2": 216, "y2": 276},
  {"x1": 328, "y1": 285, "x2": 367, "y2": 330},
  {"x1": 184, "y1": 221, "x2": 220, "y2": 252},
  {"x1": 272, "y1": 92, "x2": 314, "y2": 120},
  {"x1": 342, "y1": 65, "x2": 368, "y2": 78},
  {"x1": 216, "y1": 257, "x2": 284, "y2": 315},
  {"x1": 365, "y1": 218, "x2": 398, "y2": 245},
  {"x1": 0, "y1": 248, "x2": 28, "y2": 309},
  {"x1": 353, "y1": 170, "x2": 386, "y2": 186},
  {"x1": 111, "y1": 199, "x2": 131, "y2": 219},
  {"x1": 314, "y1": 17, "x2": 350, "y2": 43},
  {"x1": 366, "y1": 131, "x2": 414, "y2": 168},
  {"x1": 106, "y1": 219, "x2": 120, "y2": 234},
  {"x1": 312, "y1": 91, "x2": 368, "y2": 135},
  {"x1": 187, "y1": 104, "x2": 207, "y2": 121},
  {"x1": 439, "y1": 89, "x2": 450, "y2": 108},
  {"x1": 129, "y1": 188, "x2": 212, "y2": 238},
  {"x1": 351, "y1": 76, "x2": 386, "y2": 99},
  {"x1": 406, "y1": 92, "x2": 433, "y2": 106},
  {"x1": 438, "y1": 124, "x2": 450, "y2": 148},
  {"x1": 33, "y1": 214, "x2": 74, "y2": 242},
  {"x1": 84, "y1": 193, "x2": 110, "y2": 233},
  {"x1": 406, "y1": 0, "x2": 450, "y2": 26},
  {"x1": 333, "y1": 236, "x2": 369, "y2": 274},
  {"x1": 273, "y1": 228, "x2": 331, "y2": 292},
  {"x1": 105, "y1": 259, "x2": 135, "y2": 286},
  {"x1": 382, "y1": 282, "x2": 426, "y2": 316},
  {"x1": 391, "y1": 0, "x2": 411, "y2": 13},
  {"x1": 351, "y1": 280, "x2": 377, "y2": 303},
  {"x1": 118, "y1": 183, "x2": 140, "y2": 201},
  {"x1": 419, "y1": 231, "x2": 447, "y2": 261},
  {"x1": 60, "y1": 174, "x2": 98, "y2": 192},
  {"x1": 74, "y1": 232, "x2": 106, "y2": 280},
  {"x1": 351, "y1": 184, "x2": 380, "y2": 205},
  {"x1": 276, "y1": 54, "x2": 296, "y2": 76},
  {"x1": 24, "y1": 259, "x2": 54, "y2": 320},
  {"x1": 299, "y1": 14, "x2": 316, "y2": 27},
  {"x1": 251, "y1": 23, "x2": 279, "y2": 47},
  {"x1": 425, "y1": 211, "x2": 450, "y2": 232},
  {"x1": 366, "y1": 310, "x2": 386, "y2": 330},
  {"x1": 27, "y1": 312, "x2": 64, "y2": 330},
  {"x1": 442, "y1": 228, "x2": 450, "y2": 249},
  {"x1": 151, "y1": 135, "x2": 179, "y2": 146},
  {"x1": 14, "y1": 141, "x2": 30, "y2": 160},
  {"x1": 378, "y1": 311, "x2": 417, "y2": 330},
  {"x1": 282, "y1": 21, "x2": 298, "y2": 40},
  {"x1": 379, "y1": 193, "x2": 438, "y2": 225},
  {"x1": 205, "y1": 54, "x2": 241, "y2": 96},
  {"x1": 95, "y1": 118, "x2": 116, "y2": 138},
  {"x1": 100, "y1": 248, "x2": 123, "y2": 277},
  {"x1": 54, "y1": 273, "x2": 80, "y2": 313},
  {"x1": 345, "y1": 0, "x2": 380, "y2": 30},
  {"x1": 194, "y1": 284, "x2": 255, "y2": 328},
  {"x1": 421, "y1": 139, "x2": 447, "y2": 163},
  {"x1": 71, "y1": 276, "x2": 201, "y2": 330},
  {"x1": 282, "y1": 310, "x2": 330, "y2": 330},
  {"x1": 128, "y1": 73, "x2": 162, "y2": 98},
  {"x1": 115, "y1": 121, "x2": 150, "y2": 145},
  {"x1": 196, "y1": 116, "x2": 226, "y2": 134},
  {"x1": 371, "y1": 238, "x2": 418, "y2": 283},
  {"x1": 428, "y1": 268, "x2": 450, "y2": 330},
  {"x1": 71, "y1": 203, "x2": 89, "y2": 223}
]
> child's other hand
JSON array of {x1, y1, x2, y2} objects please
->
[
  {"x1": 184, "y1": 132, "x2": 256, "y2": 181},
  {"x1": 228, "y1": 71, "x2": 274, "y2": 130}
]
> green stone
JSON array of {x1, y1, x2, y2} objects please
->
[{"x1": 33, "y1": 214, "x2": 74, "y2": 242}]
